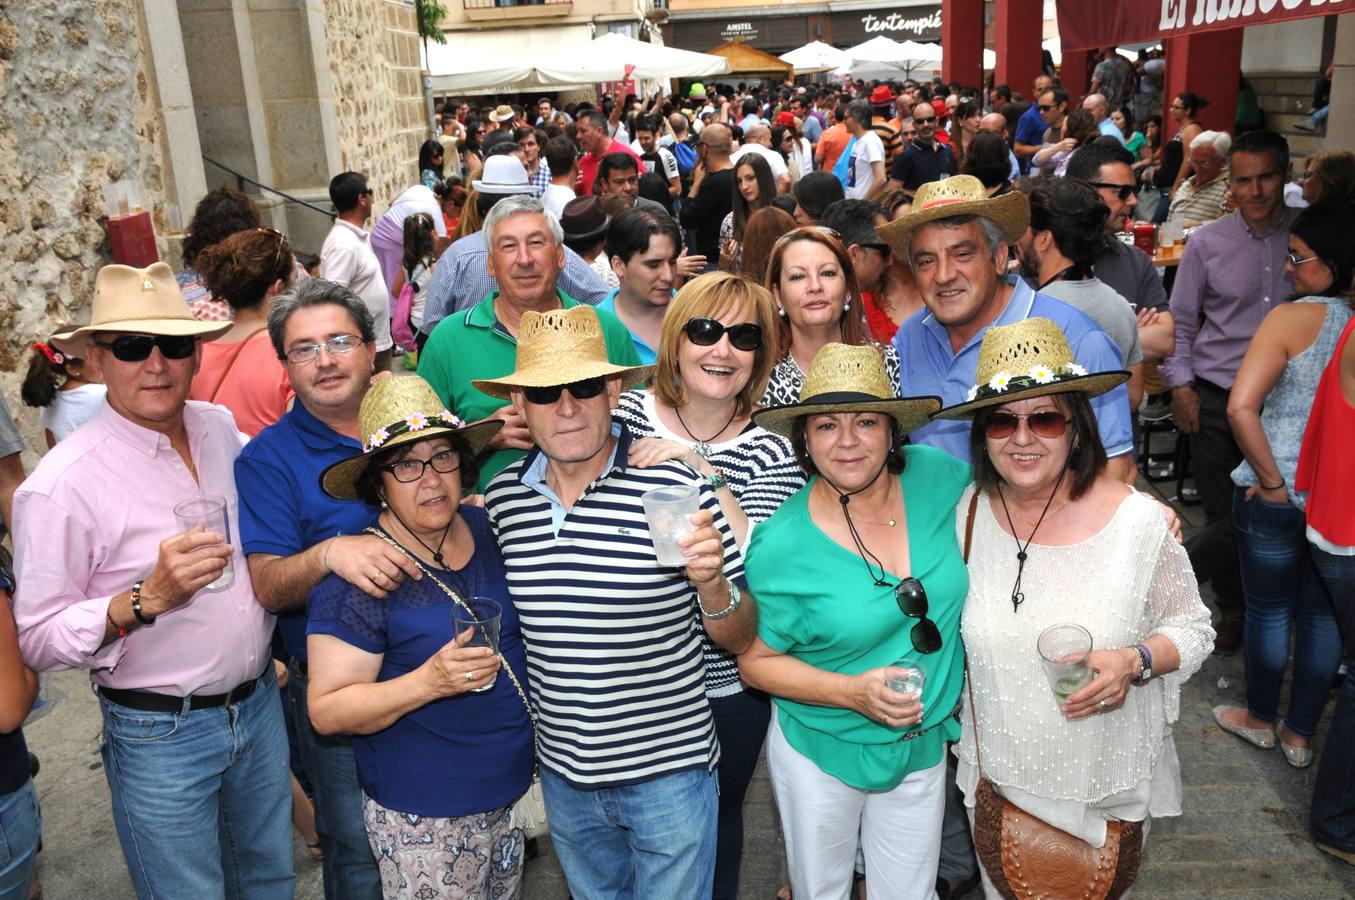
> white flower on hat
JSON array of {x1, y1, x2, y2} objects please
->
[
  {"x1": 966, "y1": 384, "x2": 979, "y2": 402},
  {"x1": 406, "y1": 413, "x2": 429, "y2": 432},
  {"x1": 1029, "y1": 365, "x2": 1055, "y2": 384},
  {"x1": 988, "y1": 371, "x2": 1013, "y2": 393},
  {"x1": 439, "y1": 409, "x2": 466, "y2": 429},
  {"x1": 367, "y1": 427, "x2": 390, "y2": 450},
  {"x1": 1067, "y1": 363, "x2": 1088, "y2": 377}
]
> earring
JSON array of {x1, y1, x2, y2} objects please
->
[
  {"x1": 844, "y1": 299, "x2": 851, "y2": 312},
  {"x1": 778, "y1": 308, "x2": 787, "y2": 318}
]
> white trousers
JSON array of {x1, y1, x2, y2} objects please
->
[{"x1": 767, "y1": 714, "x2": 945, "y2": 900}]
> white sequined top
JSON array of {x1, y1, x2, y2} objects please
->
[{"x1": 954, "y1": 486, "x2": 1215, "y2": 845}]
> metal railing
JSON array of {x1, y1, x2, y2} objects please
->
[
  {"x1": 463, "y1": 0, "x2": 570, "y2": 9},
  {"x1": 202, "y1": 156, "x2": 335, "y2": 219}
]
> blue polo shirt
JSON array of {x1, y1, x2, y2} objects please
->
[
  {"x1": 596, "y1": 290, "x2": 659, "y2": 365},
  {"x1": 891, "y1": 276, "x2": 1134, "y2": 463},
  {"x1": 236, "y1": 402, "x2": 377, "y2": 662}
]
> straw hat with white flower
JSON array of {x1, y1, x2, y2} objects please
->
[
  {"x1": 935, "y1": 317, "x2": 1129, "y2": 420},
  {"x1": 321, "y1": 376, "x2": 503, "y2": 500}
]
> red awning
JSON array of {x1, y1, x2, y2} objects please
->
[{"x1": 1057, "y1": 0, "x2": 1350, "y2": 52}]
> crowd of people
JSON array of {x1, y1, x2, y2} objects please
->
[{"x1": 0, "y1": 55, "x2": 1352, "y2": 900}]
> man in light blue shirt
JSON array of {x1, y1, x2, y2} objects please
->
[
  {"x1": 1084, "y1": 93, "x2": 1127, "y2": 146},
  {"x1": 594, "y1": 207, "x2": 685, "y2": 365}
]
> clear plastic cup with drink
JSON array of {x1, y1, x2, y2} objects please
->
[
  {"x1": 642, "y1": 484, "x2": 702, "y2": 566},
  {"x1": 452, "y1": 597, "x2": 502, "y2": 694},
  {"x1": 173, "y1": 495, "x2": 234, "y2": 591},
  {"x1": 1037, "y1": 623, "x2": 1095, "y2": 707},
  {"x1": 887, "y1": 659, "x2": 926, "y2": 699}
]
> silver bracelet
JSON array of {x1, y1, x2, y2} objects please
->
[{"x1": 697, "y1": 579, "x2": 741, "y2": 620}]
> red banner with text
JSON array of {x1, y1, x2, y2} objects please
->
[{"x1": 1057, "y1": 0, "x2": 1349, "y2": 52}]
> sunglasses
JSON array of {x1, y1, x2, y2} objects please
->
[
  {"x1": 984, "y1": 410, "x2": 1070, "y2": 440},
  {"x1": 94, "y1": 334, "x2": 197, "y2": 362},
  {"x1": 522, "y1": 376, "x2": 608, "y2": 405},
  {"x1": 1090, "y1": 182, "x2": 1139, "y2": 201},
  {"x1": 895, "y1": 577, "x2": 942, "y2": 654},
  {"x1": 1037, "y1": 104, "x2": 1055, "y2": 112},
  {"x1": 915, "y1": 115, "x2": 936, "y2": 123},
  {"x1": 683, "y1": 317, "x2": 763, "y2": 352}
]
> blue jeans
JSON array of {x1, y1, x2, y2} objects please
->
[
  {"x1": 1233, "y1": 488, "x2": 1342, "y2": 737},
  {"x1": 0, "y1": 779, "x2": 39, "y2": 899},
  {"x1": 1311, "y1": 546, "x2": 1355, "y2": 851},
  {"x1": 541, "y1": 766, "x2": 718, "y2": 900},
  {"x1": 99, "y1": 666, "x2": 294, "y2": 899},
  {"x1": 287, "y1": 660, "x2": 381, "y2": 900}
]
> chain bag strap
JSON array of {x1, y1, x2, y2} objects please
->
[
  {"x1": 957, "y1": 495, "x2": 1141, "y2": 900},
  {"x1": 363, "y1": 526, "x2": 549, "y2": 838}
]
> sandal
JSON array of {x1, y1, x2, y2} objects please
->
[{"x1": 305, "y1": 841, "x2": 325, "y2": 862}]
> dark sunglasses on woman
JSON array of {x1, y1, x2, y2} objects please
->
[
  {"x1": 895, "y1": 577, "x2": 943, "y2": 654},
  {"x1": 522, "y1": 376, "x2": 608, "y2": 405},
  {"x1": 683, "y1": 317, "x2": 763, "y2": 352},
  {"x1": 94, "y1": 334, "x2": 197, "y2": 362},
  {"x1": 984, "y1": 410, "x2": 1070, "y2": 440}
]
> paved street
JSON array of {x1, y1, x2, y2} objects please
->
[{"x1": 20, "y1": 474, "x2": 1355, "y2": 899}]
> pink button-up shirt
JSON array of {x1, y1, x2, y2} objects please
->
[{"x1": 12, "y1": 401, "x2": 274, "y2": 695}]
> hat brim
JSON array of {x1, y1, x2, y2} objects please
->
[
  {"x1": 53, "y1": 317, "x2": 233, "y2": 344},
  {"x1": 934, "y1": 371, "x2": 1131, "y2": 420},
  {"x1": 473, "y1": 362, "x2": 656, "y2": 400},
  {"x1": 471, "y1": 180, "x2": 531, "y2": 195},
  {"x1": 753, "y1": 392, "x2": 942, "y2": 439},
  {"x1": 320, "y1": 419, "x2": 504, "y2": 501},
  {"x1": 563, "y1": 223, "x2": 608, "y2": 243},
  {"x1": 877, "y1": 191, "x2": 1030, "y2": 259}
]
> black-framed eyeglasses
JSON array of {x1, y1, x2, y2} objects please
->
[
  {"x1": 383, "y1": 449, "x2": 460, "y2": 483},
  {"x1": 683, "y1": 317, "x2": 764, "y2": 352},
  {"x1": 522, "y1": 376, "x2": 608, "y2": 405},
  {"x1": 94, "y1": 334, "x2": 197, "y2": 362},
  {"x1": 284, "y1": 334, "x2": 364, "y2": 365},
  {"x1": 895, "y1": 577, "x2": 942, "y2": 654},
  {"x1": 1090, "y1": 182, "x2": 1138, "y2": 201},
  {"x1": 1286, "y1": 251, "x2": 1321, "y2": 267}
]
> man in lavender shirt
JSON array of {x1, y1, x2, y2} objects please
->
[
  {"x1": 1161, "y1": 129, "x2": 1297, "y2": 655},
  {"x1": 11, "y1": 263, "x2": 294, "y2": 899}
]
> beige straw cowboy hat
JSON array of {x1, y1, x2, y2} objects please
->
[
  {"x1": 53, "y1": 262, "x2": 231, "y2": 343},
  {"x1": 472, "y1": 306, "x2": 654, "y2": 400},
  {"x1": 936, "y1": 317, "x2": 1129, "y2": 420},
  {"x1": 876, "y1": 174, "x2": 1030, "y2": 258},
  {"x1": 321, "y1": 376, "x2": 503, "y2": 500},
  {"x1": 753, "y1": 343, "x2": 940, "y2": 438}
]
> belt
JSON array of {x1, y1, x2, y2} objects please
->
[{"x1": 99, "y1": 670, "x2": 265, "y2": 713}]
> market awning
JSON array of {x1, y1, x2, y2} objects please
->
[
  {"x1": 704, "y1": 41, "x2": 794, "y2": 78},
  {"x1": 424, "y1": 25, "x2": 593, "y2": 94},
  {"x1": 779, "y1": 40, "x2": 849, "y2": 74},
  {"x1": 1056, "y1": 0, "x2": 1350, "y2": 52},
  {"x1": 535, "y1": 32, "x2": 731, "y2": 84},
  {"x1": 840, "y1": 36, "x2": 941, "y2": 79}
]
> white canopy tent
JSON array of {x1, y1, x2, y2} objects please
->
[
  {"x1": 839, "y1": 36, "x2": 942, "y2": 80},
  {"x1": 534, "y1": 33, "x2": 730, "y2": 85},
  {"x1": 779, "y1": 41, "x2": 848, "y2": 74},
  {"x1": 1041, "y1": 37, "x2": 1156, "y2": 67}
]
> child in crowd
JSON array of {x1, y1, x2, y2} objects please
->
[{"x1": 20, "y1": 335, "x2": 105, "y2": 448}]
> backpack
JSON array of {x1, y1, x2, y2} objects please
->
[{"x1": 673, "y1": 140, "x2": 698, "y2": 176}]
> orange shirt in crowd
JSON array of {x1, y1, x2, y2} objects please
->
[{"x1": 189, "y1": 331, "x2": 294, "y2": 438}]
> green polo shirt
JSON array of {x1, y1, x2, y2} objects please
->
[{"x1": 418, "y1": 290, "x2": 644, "y2": 491}]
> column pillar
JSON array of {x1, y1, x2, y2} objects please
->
[
  {"x1": 1060, "y1": 48, "x2": 1091, "y2": 105},
  {"x1": 942, "y1": 0, "x2": 984, "y2": 88},
  {"x1": 994, "y1": 0, "x2": 1042, "y2": 97},
  {"x1": 1326, "y1": 13, "x2": 1355, "y2": 155},
  {"x1": 1164, "y1": 29, "x2": 1243, "y2": 134}
]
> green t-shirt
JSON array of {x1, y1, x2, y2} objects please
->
[
  {"x1": 1125, "y1": 132, "x2": 1147, "y2": 158},
  {"x1": 417, "y1": 290, "x2": 644, "y2": 491},
  {"x1": 745, "y1": 444, "x2": 972, "y2": 791}
]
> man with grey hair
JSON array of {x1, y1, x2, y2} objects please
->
[
  {"x1": 237, "y1": 277, "x2": 405, "y2": 899},
  {"x1": 1167, "y1": 130, "x2": 1233, "y2": 227},
  {"x1": 417, "y1": 195, "x2": 643, "y2": 489},
  {"x1": 1082, "y1": 92, "x2": 1126, "y2": 146}
]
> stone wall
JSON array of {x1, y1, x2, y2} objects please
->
[
  {"x1": 0, "y1": 0, "x2": 172, "y2": 451},
  {"x1": 322, "y1": 0, "x2": 427, "y2": 207}
]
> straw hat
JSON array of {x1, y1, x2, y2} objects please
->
[
  {"x1": 472, "y1": 306, "x2": 654, "y2": 399},
  {"x1": 321, "y1": 376, "x2": 503, "y2": 500},
  {"x1": 491, "y1": 104, "x2": 516, "y2": 123},
  {"x1": 935, "y1": 318, "x2": 1129, "y2": 420},
  {"x1": 753, "y1": 343, "x2": 940, "y2": 438},
  {"x1": 876, "y1": 175, "x2": 1030, "y2": 259},
  {"x1": 53, "y1": 262, "x2": 231, "y2": 344}
]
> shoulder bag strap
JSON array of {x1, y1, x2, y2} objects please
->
[
  {"x1": 961, "y1": 490, "x2": 985, "y2": 778},
  {"x1": 206, "y1": 325, "x2": 269, "y2": 404}
]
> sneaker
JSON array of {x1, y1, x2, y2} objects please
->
[
  {"x1": 1139, "y1": 392, "x2": 1172, "y2": 423},
  {"x1": 1294, "y1": 116, "x2": 1318, "y2": 133}
]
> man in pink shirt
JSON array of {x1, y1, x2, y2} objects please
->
[
  {"x1": 574, "y1": 109, "x2": 642, "y2": 197},
  {"x1": 12, "y1": 263, "x2": 294, "y2": 899}
]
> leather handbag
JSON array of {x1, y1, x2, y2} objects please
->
[
  {"x1": 959, "y1": 494, "x2": 1144, "y2": 900},
  {"x1": 365, "y1": 527, "x2": 548, "y2": 839}
]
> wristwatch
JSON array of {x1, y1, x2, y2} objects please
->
[{"x1": 1131, "y1": 642, "x2": 1153, "y2": 684}]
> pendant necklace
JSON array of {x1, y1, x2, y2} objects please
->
[
  {"x1": 994, "y1": 462, "x2": 1070, "y2": 613},
  {"x1": 674, "y1": 404, "x2": 739, "y2": 458}
]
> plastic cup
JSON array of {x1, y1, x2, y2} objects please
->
[
  {"x1": 452, "y1": 597, "x2": 502, "y2": 693},
  {"x1": 642, "y1": 484, "x2": 702, "y2": 566},
  {"x1": 886, "y1": 658, "x2": 926, "y2": 699},
  {"x1": 173, "y1": 495, "x2": 234, "y2": 591},
  {"x1": 1037, "y1": 623, "x2": 1094, "y2": 706}
]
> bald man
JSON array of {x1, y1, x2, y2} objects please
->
[
  {"x1": 978, "y1": 112, "x2": 1021, "y2": 181},
  {"x1": 1083, "y1": 92, "x2": 1126, "y2": 145}
]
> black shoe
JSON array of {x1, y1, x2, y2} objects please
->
[{"x1": 936, "y1": 872, "x2": 981, "y2": 899}]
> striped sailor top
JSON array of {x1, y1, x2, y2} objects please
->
[{"x1": 484, "y1": 422, "x2": 748, "y2": 789}]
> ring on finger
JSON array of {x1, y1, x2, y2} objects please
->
[
  {"x1": 371, "y1": 569, "x2": 382, "y2": 581},
  {"x1": 466, "y1": 670, "x2": 475, "y2": 682},
  {"x1": 1098, "y1": 699, "x2": 1108, "y2": 711}
]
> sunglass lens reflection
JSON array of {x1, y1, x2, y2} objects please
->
[{"x1": 985, "y1": 411, "x2": 1068, "y2": 439}]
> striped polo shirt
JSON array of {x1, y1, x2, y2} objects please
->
[{"x1": 484, "y1": 423, "x2": 747, "y2": 789}]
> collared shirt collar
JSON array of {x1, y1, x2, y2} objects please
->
[
  {"x1": 520, "y1": 421, "x2": 630, "y2": 531},
  {"x1": 1238, "y1": 203, "x2": 1299, "y2": 240},
  {"x1": 99, "y1": 397, "x2": 203, "y2": 459},
  {"x1": 920, "y1": 275, "x2": 1025, "y2": 360},
  {"x1": 290, "y1": 400, "x2": 361, "y2": 452},
  {"x1": 465, "y1": 289, "x2": 575, "y2": 333},
  {"x1": 333, "y1": 218, "x2": 370, "y2": 240}
]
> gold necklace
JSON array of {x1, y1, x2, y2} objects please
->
[{"x1": 1016, "y1": 497, "x2": 1069, "y2": 528}]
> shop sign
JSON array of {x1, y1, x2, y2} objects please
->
[
  {"x1": 1058, "y1": 0, "x2": 1349, "y2": 50},
  {"x1": 830, "y1": 5, "x2": 942, "y2": 45}
]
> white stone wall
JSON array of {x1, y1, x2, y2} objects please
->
[{"x1": 0, "y1": 0, "x2": 172, "y2": 451}]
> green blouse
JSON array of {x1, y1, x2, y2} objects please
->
[
  {"x1": 1125, "y1": 132, "x2": 1147, "y2": 158},
  {"x1": 745, "y1": 444, "x2": 972, "y2": 791}
]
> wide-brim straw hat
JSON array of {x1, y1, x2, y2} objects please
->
[
  {"x1": 473, "y1": 306, "x2": 654, "y2": 400},
  {"x1": 321, "y1": 376, "x2": 503, "y2": 500},
  {"x1": 936, "y1": 317, "x2": 1129, "y2": 420},
  {"x1": 53, "y1": 262, "x2": 231, "y2": 344},
  {"x1": 877, "y1": 174, "x2": 1030, "y2": 259},
  {"x1": 753, "y1": 343, "x2": 940, "y2": 438}
]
